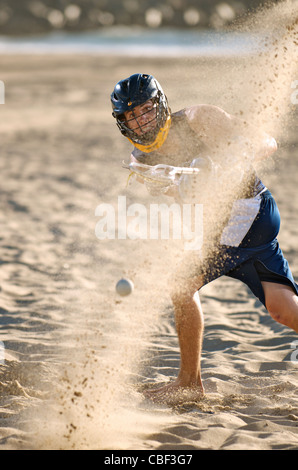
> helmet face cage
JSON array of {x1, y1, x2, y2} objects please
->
[
  {"x1": 117, "y1": 93, "x2": 168, "y2": 145},
  {"x1": 120, "y1": 98, "x2": 157, "y2": 142},
  {"x1": 111, "y1": 74, "x2": 171, "y2": 147}
]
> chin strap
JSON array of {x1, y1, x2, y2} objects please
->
[{"x1": 127, "y1": 115, "x2": 172, "y2": 153}]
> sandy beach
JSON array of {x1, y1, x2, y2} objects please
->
[{"x1": 0, "y1": 30, "x2": 298, "y2": 451}]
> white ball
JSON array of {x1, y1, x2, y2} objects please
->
[{"x1": 116, "y1": 278, "x2": 134, "y2": 296}]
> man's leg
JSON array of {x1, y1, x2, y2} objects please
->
[
  {"x1": 173, "y1": 287, "x2": 204, "y2": 390},
  {"x1": 262, "y1": 281, "x2": 298, "y2": 333},
  {"x1": 144, "y1": 275, "x2": 205, "y2": 404}
]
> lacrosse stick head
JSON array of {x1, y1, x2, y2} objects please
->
[{"x1": 111, "y1": 73, "x2": 171, "y2": 153}]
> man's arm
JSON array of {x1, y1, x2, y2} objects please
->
[{"x1": 185, "y1": 104, "x2": 277, "y2": 162}]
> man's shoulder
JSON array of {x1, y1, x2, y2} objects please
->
[
  {"x1": 184, "y1": 104, "x2": 225, "y2": 119},
  {"x1": 171, "y1": 104, "x2": 226, "y2": 124},
  {"x1": 172, "y1": 104, "x2": 208, "y2": 115},
  {"x1": 184, "y1": 105, "x2": 233, "y2": 136},
  {"x1": 172, "y1": 105, "x2": 213, "y2": 123}
]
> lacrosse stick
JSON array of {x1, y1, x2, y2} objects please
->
[{"x1": 122, "y1": 161, "x2": 201, "y2": 187}]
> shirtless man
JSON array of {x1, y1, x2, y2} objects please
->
[{"x1": 111, "y1": 73, "x2": 298, "y2": 403}]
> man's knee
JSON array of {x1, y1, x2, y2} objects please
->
[
  {"x1": 170, "y1": 275, "x2": 204, "y2": 307},
  {"x1": 266, "y1": 297, "x2": 293, "y2": 326},
  {"x1": 262, "y1": 282, "x2": 297, "y2": 326},
  {"x1": 267, "y1": 303, "x2": 283, "y2": 323},
  {"x1": 171, "y1": 285, "x2": 192, "y2": 307}
]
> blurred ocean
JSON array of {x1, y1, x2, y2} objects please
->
[{"x1": 0, "y1": 27, "x2": 262, "y2": 56}]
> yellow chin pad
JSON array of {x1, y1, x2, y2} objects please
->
[{"x1": 127, "y1": 115, "x2": 171, "y2": 153}]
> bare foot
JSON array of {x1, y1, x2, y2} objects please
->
[{"x1": 144, "y1": 379, "x2": 204, "y2": 406}]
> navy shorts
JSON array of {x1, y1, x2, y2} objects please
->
[{"x1": 200, "y1": 190, "x2": 298, "y2": 307}]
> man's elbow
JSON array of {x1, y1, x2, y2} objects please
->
[
  {"x1": 267, "y1": 136, "x2": 278, "y2": 157},
  {"x1": 256, "y1": 135, "x2": 277, "y2": 161},
  {"x1": 268, "y1": 137, "x2": 277, "y2": 153}
]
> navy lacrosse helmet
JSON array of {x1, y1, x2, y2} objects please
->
[{"x1": 111, "y1": 73, "x2": 171, "y2": 152}]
